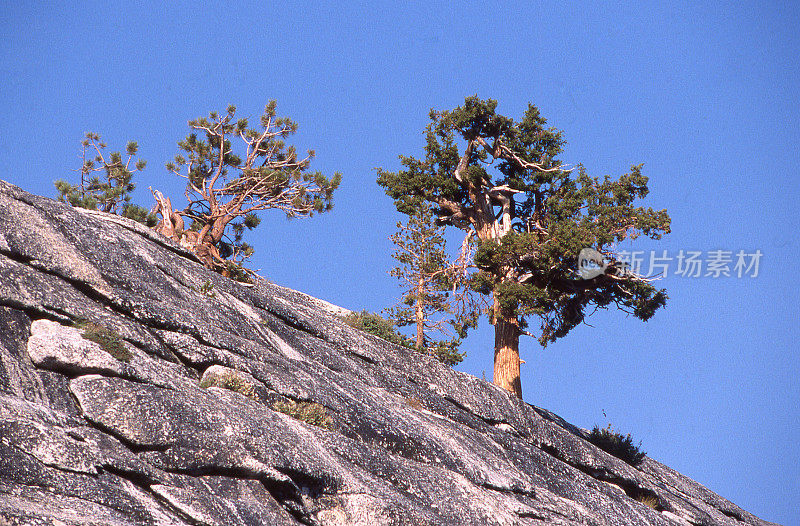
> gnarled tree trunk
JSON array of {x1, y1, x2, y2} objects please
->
[
  {"x1": 151, "y1": 190, "x2": 224, "y2": 270},
  {"x1": 493, "y1": 296, "x2": 522, "y2": 398},
  {"x1": 476, "y1": 211, "x2": 524, "y2": 398},
  {"x1": 151, "y1": 190, "x2": 184, "y2": 242}
]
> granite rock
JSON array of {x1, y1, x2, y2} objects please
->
[{"x1": 0, "y1": 180, "x2": 778, "y2": 526}]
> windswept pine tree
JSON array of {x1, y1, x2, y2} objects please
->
[
  {"x1": 378, "y1": 96, "x2": 670, "y2": 398},
  {"x1": 55, "y1": 132, "x2": 154, "y2": 225},
  {"x1": 387, "y1": 205, "x2": 465, "y2": 366},
  {"x1": 153, "y1": 102, "x2": 342, "y2": 272}
]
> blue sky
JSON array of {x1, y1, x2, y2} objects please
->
[{"x1": 2, "y1": 2, "x2": 798, "y2": 523}]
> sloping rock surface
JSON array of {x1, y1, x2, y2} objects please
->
[{"x1": 0, "y1": 180, "x2": 777, "y2": 526}]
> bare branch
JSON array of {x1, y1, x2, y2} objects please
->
[{"x1": 453, "y1": 139, "x2": 475, "y2": 185}]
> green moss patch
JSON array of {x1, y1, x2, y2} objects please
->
[
  {"x1": 75, "y1": 320, "x2": 132, "y2": 362},
  {"x1": 272, "y1": 400, "x2": 332, "y2": 429},
  {"x1": 200, "y1": 372, "x2": 257, "y2": 399}
]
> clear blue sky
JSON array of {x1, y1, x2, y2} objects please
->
[{"x1": 2, "y1": 2, "x2": 797, "y2": 523}]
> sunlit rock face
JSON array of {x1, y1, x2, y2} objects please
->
[{"x1": 0, "y1": 180, "x2": 778, "y2": 526}]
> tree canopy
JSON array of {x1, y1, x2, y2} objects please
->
[
  {"x1": 378, "y1": 96, "x2": 670, "y2": 397},
  {"x1": 153, "y1": 102, "x2": 342, "y2": 272},
  {"x1": 55, "y1": 132, "x2": 154, "y2": 225}
]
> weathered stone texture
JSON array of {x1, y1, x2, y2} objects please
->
[{"x1": 0, "y1": 180, "x2": 778, "y2": 525}]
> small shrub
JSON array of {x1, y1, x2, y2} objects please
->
[
  {"x1": 636, "y1": 494, "x2": 660, "y2": 510},
  {"x1": 272, "y1": 400, "x2": 332, "y2": 429},
  {"x1": 75, "y1": 320, "x2": 131, "y2": 362},
  {"x1": 342, "y1": 311, "x2": 465, "y2": 366},
  {"x1": 342, "y1": 311, "x2": 413, "y2": 348},
  {"x1": 200, "y1": 372, "x2": 256, "y2": 399},
  {"x1": 426, "y1": 339, "x2": 465, "y2": 366},
  {"x1": 199, "y1": 279, "x2": 216, "y2": 297},
  {"x1": 587, "y1": 424, "x2": 646, "y2": 466},
  {"x1": 221, "y1": 260, "x2": 254, "y2": 284}
]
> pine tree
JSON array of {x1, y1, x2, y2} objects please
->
[
  {"x1": 378, "y1": 96, "x2": 670, "y2": 398},
  {"x1": 55, "y1": 132, "x2": 154, "y2": 225},
  {"x1": 387, "y1": 205, "x2": 465, "y2": 366},
  {"x1": 153, "y1": 102, "x2": 342, "y2": 271}
]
